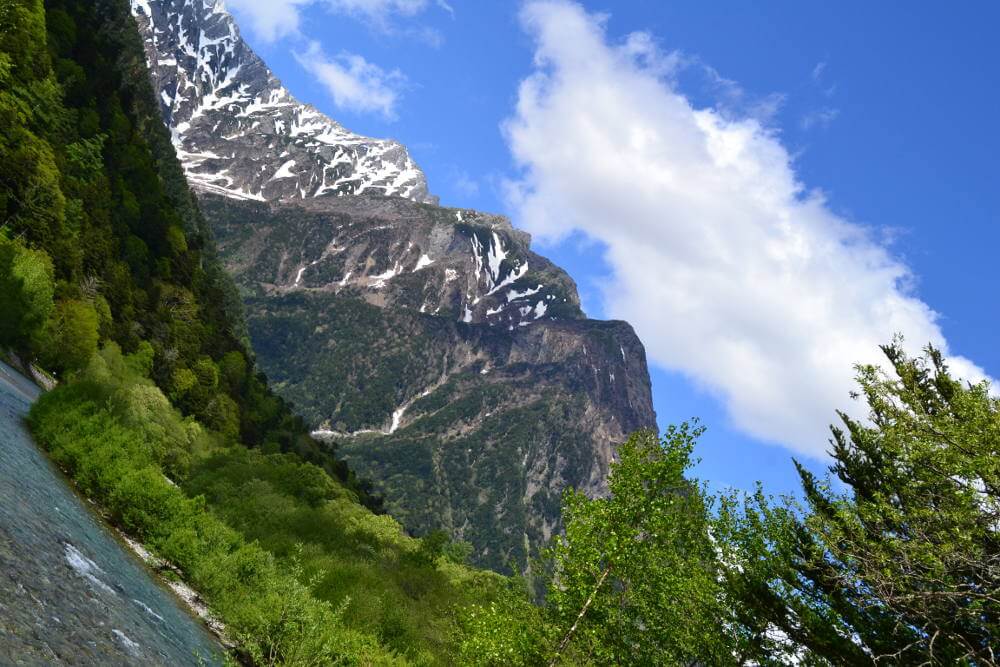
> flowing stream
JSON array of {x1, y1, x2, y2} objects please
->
[{"x1": 0, "y1": 361, "x2": 223, "y2": 665}]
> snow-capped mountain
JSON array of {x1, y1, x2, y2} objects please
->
[
  {"x1": 129, "y1": 0, "x2": 567, "y2": 331},
  {"x1": 130, "y1": 0, "x2": 434, "y2": 203},
  {"x1": 128, "y1": 0, "x2": 658, "y2": 571},
  {"x1": 205, "y1": 193, "x2": 586, "y2": 330}
]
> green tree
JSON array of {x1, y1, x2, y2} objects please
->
[
  {"x1": 170, "y1": 366, "x2": 198, "y2": 401},
  {"x1": 0, "y1": 234, "x2": 54, "y2": 354},
  {"x1": 457, "y1": 582, "x2": 551, "y2": 667},
  {"x1": 40, "y1": 298, "x2": 99, "y2": 372},
  {"x1": 219, "y1": 349, "x2": 247, "y2": 393},
  {"x1": 0, "y1": 0, "x2": 51, "y2": 86},
  {"x1": 545, "y1": 425, "x2": 731, "y2": 666},
  {"x1": 717, "y1": 343, "x2": 1000, "y2": 665},
  {"x1": 202, "y1": 392, "x2": 240, "y2": 442}
]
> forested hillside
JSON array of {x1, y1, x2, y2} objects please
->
[
  {"x1": 0, "y1": 0, "x2": 526, "y2": 662},
  {"x1": 0, "y1": 0, "x2": 378, "y2": 500},
  {"x1": 202, "y1": 193, "x2": 655, "y2": 573}
]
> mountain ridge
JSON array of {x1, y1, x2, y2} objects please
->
[
  {"x1": 130, "y1": 0, "x2": 435, "y2": 203},
  {"x1": 201, "y1": 191, "x2": 657, "y2": 570},
  {"x1": 131, "y1": 0, "x2": 659, "y2": 569}
]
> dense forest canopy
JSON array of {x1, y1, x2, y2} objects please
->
[{"x1": 0, "y1": 0, "x2": 381, "y2": 497}]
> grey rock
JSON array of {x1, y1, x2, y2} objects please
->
[
  {"x1": 204, "y1": 194, "x2": 657, "y2": 570},
  {"x1": 210, "y1": 194, "x2": 583, "y2": 328},
  {"x1": 130, "y1": 0, "x2": 435, "y2": 203}
]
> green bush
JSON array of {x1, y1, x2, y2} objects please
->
[
  {"x1": 0, "y1": 233, "x2": 55, "y2": 354},
  {"x1": 39, "y1": 298, "x2": 99, "y2": 372}
]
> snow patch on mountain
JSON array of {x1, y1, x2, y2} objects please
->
[{"x1": 130, "y1": 0, "x2": 434, "y2": 204}]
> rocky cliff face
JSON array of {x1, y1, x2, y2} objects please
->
[
  {"x1": 130, "y1": 0, "x2": 433, "y2": 203},
  {"x1": 132, "y1": 0, "x2": 658, "y2": 570},
  {"x1": 204, "y1": 193, "x2": 656, "y2": 570}
]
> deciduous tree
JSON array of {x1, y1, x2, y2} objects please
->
[
  {"x1": 0, "y1": 234, "x2": 54, "y2": 355},
  {"x1": 546, "y1": 424, "x2": 731, "y2": 665}
]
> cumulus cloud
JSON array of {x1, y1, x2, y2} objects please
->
[
  {"x1": 295, "y1": 41, "x2": 406, "y2": 119},
  {"x1": 503, "y1": 0, "x2": 990, "y2": 458}
]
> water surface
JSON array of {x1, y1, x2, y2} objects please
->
[{"x1": 0, "y1": 361, "x2": 224, "y2": 665}]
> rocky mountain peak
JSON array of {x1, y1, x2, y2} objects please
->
[{"x1": 130, "y1": 0, "x2": 435, "y2": 203}]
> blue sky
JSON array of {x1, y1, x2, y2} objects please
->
[{"x1": 226, "y1": 0, "x2": 999, "y2": 496}]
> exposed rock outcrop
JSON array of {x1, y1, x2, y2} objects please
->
[
  {"x1": 204, "y1": 194, "x2": 656, "y2": 570},
  {"x1": 130, "y1": 0, "x2": 434, "y2": 203}
]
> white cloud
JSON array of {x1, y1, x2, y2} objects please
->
[
  {"x1": 224, "y1": 0, "x2": 312, "y2": 42},
  {"x1": 811, "y1": 60, "x2": 827, "y2": 82},
  {"x1": 327, "y1": 0, "x2": 437, "y2": 22},
  {"x1": 453, "y1": 171, "x2": 481, "y2": 197},
  {"x1": 326, "y1": 0, "x2": 450, "y2": 45},
  {"x1": 224, "y1": 0, "x2": 448, "y2": 42},
  {"x1": 296, "y1": 41, "x2": 406, "y2": 119},
  {"x1": 504, "y1": 0, "x2": 991, "y2": 458},
  {"x1": 801, "y1": 107, "x2": 840, "y2": 130},
  {"x1": 700, "y1": 63, "x2": 786, "y2": 124}
]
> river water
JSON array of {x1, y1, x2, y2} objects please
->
[{"x1": 0, "y1": 361, "x2": 223, "y2": 665}]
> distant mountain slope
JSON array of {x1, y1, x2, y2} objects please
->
[
  {"x1": 211, "y1": 194, "x2": 585, "y2": 331},
  {"x1": 203, "y1": 193, "x2": 657, "y2": 570},
  {"x1": 132, "y1": 0, "x2": 658, "y2": 570},
  {"x1": 130, "y1": 0, "x2": 434, "y2": 203}
]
